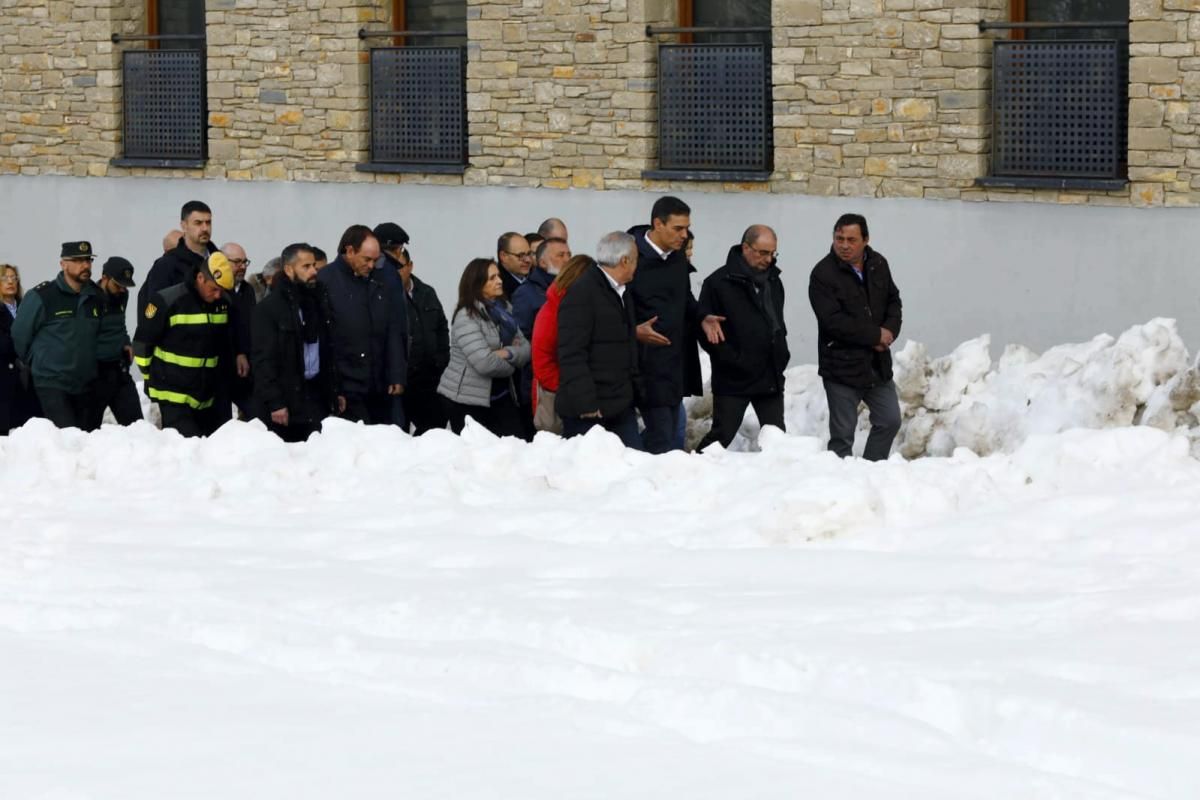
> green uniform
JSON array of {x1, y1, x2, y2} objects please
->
[{"x1": 11, "y1": 273, "x2": 102, "y2": 394}]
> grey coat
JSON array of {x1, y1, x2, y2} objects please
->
[{"x1": 437, "y1": 302, "x2": 531, "y2": 407}]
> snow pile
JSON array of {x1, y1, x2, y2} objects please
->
[
  {"x1": 3, "y1": 420, "x2": 1200, "y2": 798},
  {"x1": 690, "y1": 318, "x2": 1200, "y2": 457}
]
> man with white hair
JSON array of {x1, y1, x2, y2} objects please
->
[{"x1": 554, "y1": 231, "x2": 642, "y2": 448}]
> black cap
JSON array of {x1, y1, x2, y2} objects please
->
[
  {"x1": 102, "y1": 256, "x2": 137, "y2": 288},
  {"x1": 61, "y1": 241, "x2": 95, "y2": 260},
  {"x1": 373, "y1": 222, "x2": 410, "y2": 249}
]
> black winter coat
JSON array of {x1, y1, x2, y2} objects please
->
[
  {"x1": 0, "y1": 303, "x2": 39, "y2": 433},
  {"x1": 132, "y1": 281, "x2": 233, "y2": 410},
  {"x1": 316, "y1": 257, "x2": 407, "y2": 396},
  {"x1": 406, "y1": 275, "x2": 450, "y2": 388},
  {"x1": 625, "y1": 225, "x2": 703, "y2": 407},
  {"x1": 556, "y1": 266, "x2": 641, "y2": 420},
  {"x1": 699, "y1": 246, "x2": 790, "y2": 397},
  {"x1": 251, "y1": 275, "x2": 340, "y2": 423},
  {"x1": 138, "y1": 239, "x2": 217, "y2": 318},
  {"x1": 808, "y1": 246, "x2": 902, "y2": 389}
]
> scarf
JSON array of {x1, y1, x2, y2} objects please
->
[
  {"x1": 485, "y1": 300, "x2": 519, "y2": 347},
  {"x1": 281, "y1": 276, "x2": 321, "y2": 343},
  {"x1": 749, "y1": 266, "x2": 783, "y2": 337}
]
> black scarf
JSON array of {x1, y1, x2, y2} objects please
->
[
  {"x1": 281, "y1": 275, "x2": 321, "y2": 344},
  {"x1": 744, "y1": 259, "x2": 782, "y2": 337}
]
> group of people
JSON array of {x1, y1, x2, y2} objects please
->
[{"x1": 0, "y1": 195, "x2": 905, "y2": 459}]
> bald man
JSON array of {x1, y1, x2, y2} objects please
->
[
  {"x1": 222, "y1": 242, "x2": 254, "y2": 418},
  {"x1": 162, "y1": 229, "x2": 183, "y2": 254}
]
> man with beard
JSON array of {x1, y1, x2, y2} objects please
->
[
  {"x1": 252, "y1": 243, "x2": 344, "y2": 442},
  {"x1": 90, "y1": 256, "x2": 144, "y2": 427},
  {"x1": 11, "y1": 241, "x2": 104, "y2": 430},
  {"x1": 696, "y1": 225, "x2": 789, "y2": 452}
]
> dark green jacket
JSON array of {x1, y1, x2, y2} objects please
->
[
  {"x1": 96, "y1": 288, "x2": 131, "y2": 363},
  {"x1": 11, "y1": 273, "x2": 102, "y2": 393}
]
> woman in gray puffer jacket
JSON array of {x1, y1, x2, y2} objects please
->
[{"x1": 437, "y1": 258, "x2": 531, "y2": 438}]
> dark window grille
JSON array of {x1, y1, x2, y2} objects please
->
[
  {"x1": 367, "y1": 46, "x2": 467, "y2": 167},
  {"x1": 121, "y1": 49, "x2": 206, "y2": 162},
  {"x1": 657, "y1": 43, "x2": 772, "y2": 174},
  {"x1": 991, "y1": 39, "x2": 1127, "y2": 179}
]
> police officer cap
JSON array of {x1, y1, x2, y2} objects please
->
[
  {"x1": 102, "y1": 256, "x2": 137, "y2": 288},
  {"x1": 373, "y1": 222, "x2": 410, "y2": 249},
  {"x1": 61, "y1": 241, "x2": 95, "y2": 260}
]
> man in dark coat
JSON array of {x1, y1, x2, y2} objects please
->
[
  {"x1": 496, "y1": 231, "x2": 534, "y2": 299},
  {"x1": 138, "y1": 200, "x2": 218, "y2": 318},
  {"x1": 252, "y1": 243, "x2": 344, "y2": 442},
  {"x1": 626, "y1": 195, "x2": 724, "y2": 453},
  {"x1": 382, "y1": 239, "x2": 449, "y2": 435},
  {"x1": 223, "y1": 241, "x2": 256, "y2": 419},
  {"x1": 696, "y1": 225, "x2": 790, "y2": 452},
  {"x1": 91, "y1": 256, "x2": 144, "y2": 428},
  {"x1": 808, "y1": 213, "x2": 903, "y2": 461},
  {"x1": 555, "y1": 232, "x2": 642, "y2": 449},
  {"x1": 317, "y1": 224, "x2": 406, "y2": 425}
]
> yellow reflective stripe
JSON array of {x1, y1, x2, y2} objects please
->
[
  {"x1": 169, "y1": 313, "x2": 228, "y2": 326},
  {"x1": 148, "y1": 387, "x2": 214, "y2": 410},
  {"x1": 153, "y1": 347, "x2": 219, "y2": 368},
  {"x1": 134, "y1": 355, "x2": 152, "y2": 368}
]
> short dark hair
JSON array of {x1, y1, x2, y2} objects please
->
[
  {"x1": 525, "y1": 232, "x2": 543, "y2": 247},
  {"x1": 337, "y1": 224, "x2": 376, "y2": 257},
  {"x1": 280, "y1": 242, "x2": 315, "y2": 268},
  {"x1": 180, "y1": 200, "x2": 211, "y2": 221},
  {"x1": 311, "y1": 246, "x2": 327, "y2": 262},
  {"x1": 535, "y1": 237, "x2": 567, "y2": 265},
  {"x1": 834, "y1": 213, "x2": 869, "y2": 240},
  {"x1": 651, "y1": 195, "x2": 690, "y2": 225},
  {"x1": 497, "y1": 232, "x2": 525, "y2": 257},
  {"x1": 455, "y1": 258, "x2": 497, "y2": 320}
]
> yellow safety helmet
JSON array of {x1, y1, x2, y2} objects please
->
[{"x1": 204, "y1": 251, "x2": 236, "y2": 291}]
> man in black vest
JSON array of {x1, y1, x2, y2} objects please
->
[{"x1": 808, "y1": 213, "x2": 903, "y2": 461}]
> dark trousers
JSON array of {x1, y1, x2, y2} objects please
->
[
  {"x1": 639, "y1": 403, "x2": 685, "y2": 454},
  {"x1": 263, "y1": 380, "x2": 326, "y2": 443},
  {"x1": 160, "y1": 402, "x2": 228, "y2": 438},
  {"x1": 36, "y1": 385, "x2": 97, "y2": 431},
  {"x1": 697, "y1": 392, "x2": 785, "y2": 452},
  {"x1": 562, "y1": 408, "x2": 643, "y2": 449},
  {"x1": 405, "y1": 380, "x2": 448, "y2": 435},
  {"x1": 445, "y1": 398, "x2": 525, "y2": 439},
  {"x1": 343, "y1": 391, "x2": 395, "y2": 426},
  {"x1": 90, "y1": 361, "x2": 144, "y2": 428},
  {"x1": 824, "y1": 378, "x2": 901, "y2": 461}
]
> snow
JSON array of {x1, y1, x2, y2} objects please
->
[{"x1": 4, "y1": 321, "x2": 1200, "y2": 799}]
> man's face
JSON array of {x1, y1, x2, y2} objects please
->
[
  {"x1": 224, "y1": 244, "x2": 249, "y2": 285},
  {"x1": 833, "y1": 224, "x2": 867, "y2": 266},
  {"x1": 101, "y1": 276, "x2": 127, "y2": 297},
  {"x1": 181, "y1": 212, "x2": 213, "y2": 249},
  {"x1": 741, "y1": 231, "x2": 778, "y2": 272},
  {"x1": 60, "y1": 257, "x2": 93, "y2": 285},
  {"x1": 499, "y1": 237, "x2": 533, "y2": 277},
  {"x1": 612, "y1": 248, "x2": 638, "y2": 285},
  {"x1": 541, "y1": 241, "x2": 571, "y2": 275},
  {"x1": 651, "y1": 213, "x2": 690, "y2": 253},
  {"x1": 195, "y1": 272, "x2": 223, "y2": 303},
  {"x1": 347, "y1": 237, "x2": 381, "y2": 278},
  {"x1": 286, "y1": 252, "x2": 319, "y2": 288}
]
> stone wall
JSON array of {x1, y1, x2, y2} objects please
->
[{"x1": 1, "y1": 0, "x2": 1199, "y2": 206}]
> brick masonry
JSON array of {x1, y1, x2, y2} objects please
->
[{"x1": 1, "y1": 0, "x2": 1198, "y2": 205}]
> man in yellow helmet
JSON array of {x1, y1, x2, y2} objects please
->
[{"x1": 132, "y1": 252, "x2": 236, "y2": 437}]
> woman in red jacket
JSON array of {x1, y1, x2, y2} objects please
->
[{"x1": 531, "y1": 255, "x2": 594, "y2": 434}]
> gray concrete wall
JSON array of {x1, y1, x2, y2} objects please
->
[{"x1": 3, "y1": 174, "x2": 1198, "y2": 363}]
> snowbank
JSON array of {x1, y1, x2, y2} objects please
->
[
  {"x1": 3, "y1": 418, "x2": 1200, "y2": 798},
  {"x1": 689, "y1": 318, "x2": 1200, "y2": 457}
]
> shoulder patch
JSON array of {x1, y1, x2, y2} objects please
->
[{"x1": 144, "y1": 303, "x2": 157, "y2": 319}]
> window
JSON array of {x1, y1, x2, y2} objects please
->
[
  {"x1": 111, "y1": 0, "x2": 207, "y2": 166},
  {"x1": 392, "y1": 0, "x2": 467, "y2": 46}
]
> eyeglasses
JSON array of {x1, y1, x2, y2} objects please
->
[
  {"x1": 227, "y1": 258, "x2": 250, "y2": 266},
  {"x1": 0, "y1": 274, "x2": 16, "y2": 282},
  {"x1": 748, "y1": 248, "x2": 778, "y2": 260},
  {"x1": 504, "y1": 250, "x2": 533, "y2": 260}
]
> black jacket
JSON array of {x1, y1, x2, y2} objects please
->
[
  {"x1": 231, "y1": 281, "x2": 255, "y2": 358},
  {"x1": 625, "y1": 225, "x2": 703, "y2": 408},
  {"x1": 699, "y1": 246, "x2": 790, "y2": 397},
  {"x1": 132, "y1": 281, "x2": 233, "y2": 411},
  {"x1": 138, "y1": 239, "x2": 217, "y2": 318},
  {"x1": 406, "y1": 275, "x2": 450, "y2": 387},
  {"x1": 808, "y1": 246, "x2": 902, "y2": 389},
  {"x1": 555, "y1": 265, "x2": 640, "y2": 420},
  {"x1": 316, "y1": 257, "x2": 407, "y2": 395},
  {"x1": 500, "y1": 266, "x2": 525, "y2": 301},
  {"x1": 251, "y1": 275, "x2": 340, "y2": 423},
  {"x1": 0, "y1": 303, "x2": 38, "y2": 433}
]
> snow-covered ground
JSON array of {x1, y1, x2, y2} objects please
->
[{"x1": 4, "y1": 323, "x2": 1200, "y2": 799}]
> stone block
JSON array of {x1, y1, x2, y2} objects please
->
[
  {"x1": 1131, "y1": 182, "x2": 1166, "y2": 205},
  {"x1": 1131, "y1": 0, "x2": 1164, "y2": 18},
  {"x1": 1130, "y1": 98, "x2": 1166, "y2": 127},
  {"x1": 894, "y1": 98, "x2": 935, "y2": 120},
  {"x1": 903, "y1": 22, "x2": 939, "y2": 49},
  {"x1": 849, "y1": 0, "x2": 883, "y2": 19},
  {"x1": 865, "y1": 155, "x2": 899, "y2": 176},
  {"x1": 938, "y1": 153, "x2": 984, "y2": 180},
  {"x1": 1130, "y1": 57, "x2": 1180, "y2": 84},
  {"x1": 1129, "y1": 127, "x2": 1174, "y2": 149},
  {"x1": 774, "y1": 0, "x2": 823, "y2": 26},
  {"x1": 1130, "y1": 21, "x2": 1180, "y2": 43}
]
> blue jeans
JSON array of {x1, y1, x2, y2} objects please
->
[
  {"x1": 562, "y1": 408, "x2": 642, "y2": 449},
  {"x1": 640, "y1": 402, "x2": 685, "y2": 454}
]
